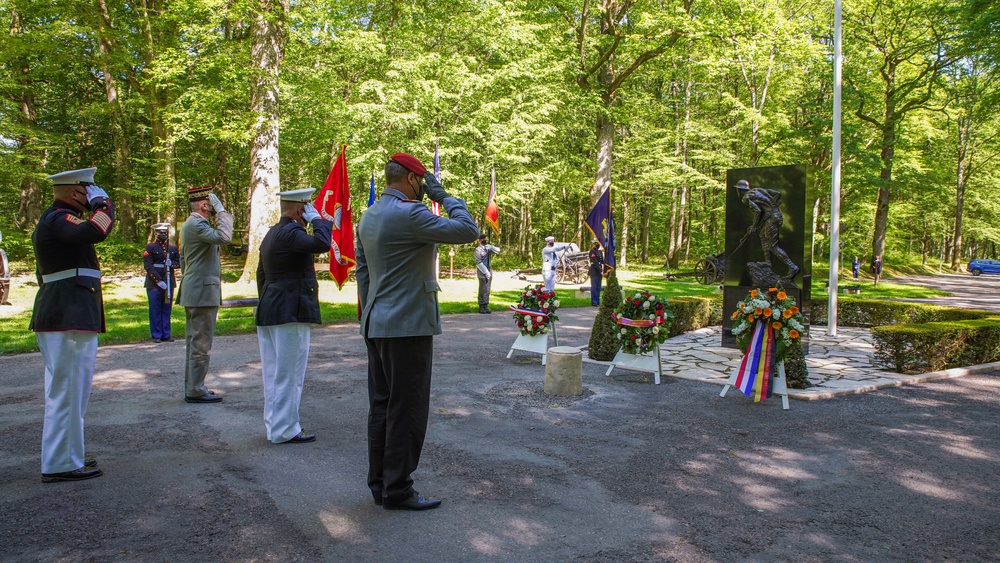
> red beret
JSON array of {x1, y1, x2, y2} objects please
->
[{"x1": 390, "y1": 153, "x2": 427, "y2": 176}]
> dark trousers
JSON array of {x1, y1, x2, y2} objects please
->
[
  {"x1": 364, "y1": 335, "x2": 433, "y2": 505},
  {"x1": 147, "y1": 288, "x2": 173, "y2": 339},
  {"x1": 477, "y1": 274, "x2": 492, "y2": 309},
  {"x1": 590, "y1": 269, "x2": 603, "y2": 306}
]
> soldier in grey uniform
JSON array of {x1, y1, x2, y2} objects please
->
[
  {"x1": 255, "y1": 188, "x2": 332, "y2": 444},
  {"x1": 31, "y1": 167, "x2": 113, "y2": 482},
  {"x1": 356, "y1": 152, "x2": 479, "y2": 510},
  {"x1": 177, "y1": 185, "x2": 234, "y2": 403},
  {"x1": 474, "y1": 233, "x2": 500, "y2": 313}
]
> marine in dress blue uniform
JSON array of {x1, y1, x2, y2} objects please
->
[
  {"x1": 255, "y1": 188, "x2": 333, "y2": 444},
  {"x1": 143, "y1": 223, "x2": 180, "y2": 342},
  {"x1": 356, "y1": 153, "x2": 479, "y2": 510},
  {"x1": 30, "y1": 167, "x2": 114, "y2": 482},
  {"x1": 588, "y1": 241, "x2": 604, "y2": 306}
]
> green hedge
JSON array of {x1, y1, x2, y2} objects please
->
[
  {"x1": 872, "y1": 317, "x2": 1000, "y2": 373},
  {"x1": 812, "y1": 298, "x2": 993, "y2": 327},
  {"x1": 668, "y1": 295, "x2": 724, "y2": 337}
]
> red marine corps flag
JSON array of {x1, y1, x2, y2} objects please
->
[
  {"x1": 485, "y1": 167, "x2": 500, "y2": 234},
  {"x1": 315, "y1": 144, "x2": 355, "y2": 289}
]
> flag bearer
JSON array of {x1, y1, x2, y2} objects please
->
[{"x1": 143, "y1": 222, "x2": 180, "y2": 343}]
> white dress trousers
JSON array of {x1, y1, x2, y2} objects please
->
[
  {"x1": 37, "y1": 331, "x2": 98, "y2": 474},
  {"x1": 257, "y1": 323, "x2": 310, "y2": 443}
]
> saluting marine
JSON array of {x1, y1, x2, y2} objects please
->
[
  {"x1": 143, "y1": 222, "x2": 180, "y2": 343},
  {"x1": 255, "y1": 188, "x2": 332, "y2": 444},
  {"x1": 30, "y1": 167, "x2": 114, "y2": 482}
]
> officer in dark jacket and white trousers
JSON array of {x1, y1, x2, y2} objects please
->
[
  {"x1": 143, "y1": 222, "x2": 180, "y2": 342},
  {"x1": 30, "y1": 167, "x2": 114, "y2": 482},
  {"x1": 256, "y1": 188, "x2": 333, "y2": 444}
]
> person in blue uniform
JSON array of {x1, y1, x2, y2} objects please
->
[
  {"x1": 356, "y1": 152, "x2": 479, "y2": 510},
  {"x1": 30, "y1": 167, "x2": 114, "y2": 482},
  {"x1": 143, "y1": 222, "x2": 180, "y2": 343},
  {"x1": 255, "y1": 188, "x2": 332, "y2": 444},
  {"x1": 588, "y1": 241, "x2": 604, "y2": 306}
]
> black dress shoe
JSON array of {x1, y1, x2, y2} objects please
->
[
  {"x1": 84, "y1": 455, "x2": 97, "y2": 468},
  {"x1": 383, "y1": 492, "x2": 441, "y2": 511},
  {"x1": 162, "y1": 337, "x2": 175, "y2": 342},
  {"x1": 152, "y1": 338, "x2": 161, "y2": 343},
  {"x1": 373, "y1": 495, "x2": 383, "y2": 506},
  {"x1": 41, "y1": 467, "x2": 103, "y2": 483},
  {"x1": 281, "y1": 431, "x2": 315, "y2": 444},
  {"x1": 185, "y1": 392, "x2": 223, "y2": 403}
]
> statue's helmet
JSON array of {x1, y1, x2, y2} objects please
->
[{"x1": 734, "y1": 179, "x2": 750, "y2": 191}]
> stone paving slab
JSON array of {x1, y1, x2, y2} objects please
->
[{"x1": 582, "y1": 324, "x2": 1000, "y2": 401}]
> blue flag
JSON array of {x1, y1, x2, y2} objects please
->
[
  {"x1": 368, "y1": 173, "x2": 376, "y2": 207},
  {"x1": 585, "y1": 187, "x2": 615, "y2": 273}
]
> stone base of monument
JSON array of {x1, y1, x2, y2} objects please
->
[
  {"x1": 605, "y1": 347, "x2": 663, "y2": 385},
  {"x1": 544, "y1": 346, "x2": 582, "y2": 396}
]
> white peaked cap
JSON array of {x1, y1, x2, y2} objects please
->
[
  {"x1": 278, "y1": 188, "x2": 316, "y2": 202},
  {"x1": 46, "y1": 167, "x2": 97, "y2": 185},
  {"x1": 153, "y1": 222, "x2": 171, "y2": 231},
  {"x1": 545, "y1": 236, "x2": 556, "y2": 242}
]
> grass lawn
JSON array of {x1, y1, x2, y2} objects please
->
[{"x1": 0, "y1": 265, "x2": 948, "y2": 355}]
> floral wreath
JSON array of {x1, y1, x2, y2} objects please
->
[
  {"x1": 612, "y1": 290, "x2": 674, "y2": 355},
  {"x1": 511, "y1": 284, "x2": 560, "y2": 337},
  {"x1": 730, "y1": 286, "x2": 805, "y2": 361}
]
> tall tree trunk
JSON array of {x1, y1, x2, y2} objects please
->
[
  {"x1": 95, "y1": 0, "x2": 136, "y2": 239},
  {"x1": 640, "y1": 194, "x2": 650, "y2": 263},
  {"x1": 9, "y1": 9, "x2": 43, "y2": 228},
  {"x1": 871, "y1": 90, "x2": 898, "y2": 263},
  {"x1": 951, "y1": 115, "x2": 971, "y2": 271},
  {"x1": 618, "y1": 196, "x2": 629, "y2": 268},
  {"x1": 240, "y1": 0, "x2": 289, "y2": 284}
]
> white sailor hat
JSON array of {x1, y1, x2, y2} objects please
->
[
  {"x1": 153, "y1": 222, "x2": 170, "y2": 232},
  {"x1": 46, "y1": 167, "x2": 97, "y2": 185},
  {"x1": 545, "y1": 236, "x2": 555, "y2": 243},
  {"x1": 278, "y1": 188, "x2": 316, "y2": 202}
]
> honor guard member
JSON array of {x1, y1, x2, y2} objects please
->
[
  {"x1": 177, "y1": 185, "x2": 234, "y2": 403},
  {"x1": 144, "y1": 223, "x2": 180, "y2": 343},
  {"x1": 474, "y1": 234, "x2": 500, "y2": 314},
  {"x1": 255, "y1": 188, "x2": 332, "y2": 444},
  {"x1": 588, "y1": 241, "x2": 604, "y2": 306},
  {"x1": 30, "y1": 167, "x2": 113, "y2": 482},
  {"x1": 541, "y1": 236, "x2": 571, "y2": 292},
  {"x1": 357, "y1": 152, "x2": 479, "y2": 510}
]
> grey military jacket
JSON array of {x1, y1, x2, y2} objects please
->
[
  {"x1": 177, "y1": 211, "x2": 234, "y2": 307},
  {"x1": 356, "y1": 189, "x2": 479, "y2": 338}
]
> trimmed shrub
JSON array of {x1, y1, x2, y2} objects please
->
[
  {"x1": 668, "y1": 295, "x2": 724, "y2": 337},
  {"x1": 588, "y1": 271, "x2": 624, "y2": 360},
  {"x1": 812, "y1": 298, "x2": 993, "y2": 327},
  {"x1": 872, "y1": 317, "x2": 1000, "y2": 373}
]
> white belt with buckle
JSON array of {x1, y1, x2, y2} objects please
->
[{"x1": 41, "y1": 268, "x2": 102, "y2": 283}]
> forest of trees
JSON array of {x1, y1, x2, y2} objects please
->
[{"x1": 2, "y1": 0, "x2": 1000, "y2": 278}]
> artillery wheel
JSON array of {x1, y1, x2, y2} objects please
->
[{"x1": 696, "y1": 259, "x2": 717, "y2": 285}]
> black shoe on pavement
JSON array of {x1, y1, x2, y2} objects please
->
[
  {"x1": 281, "y1": 431, "x2": 316, "y2": 444},
  {"x1": 383, "y1": 492, "x2": 441, "y2": 511},
  {"x1": 41, "y1": 467, "x2": 103, "y2": 483},
  {"x1": 185, "y1": 392, "x2": 223, "y2": 404}
]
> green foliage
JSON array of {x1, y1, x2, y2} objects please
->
[
  {"x1": 872, "y1": 317, "x2": 1000, "y2": 373},
  {"x1": 588, "y1": 271, "x2": 624, "y2": 361},
  {"x1": 812, "y1": 298, "x2": 992, "y2": 327},
  {"x1": 666, "y1": 295, "x2": 724, "y2": 337}
]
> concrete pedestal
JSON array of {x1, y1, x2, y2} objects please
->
[{"x1": 544, "y1": 346, "x2": 583, "y2": 396}]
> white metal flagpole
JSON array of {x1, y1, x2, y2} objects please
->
[{"x1": 828, "y1": 0, "x2": 844, "y2": 336}]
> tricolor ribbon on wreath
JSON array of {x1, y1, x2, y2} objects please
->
[
  {"x1": 610, "y1": 313, "x2": 657, "y2": 328},
  {"x1": 734, "y1": 319, "x2": 776, "y2": 402},
  {"x1": 509, "y1": 306, "x2": 549, "y2": 319}
]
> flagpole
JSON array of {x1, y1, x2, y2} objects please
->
[{"x1": 828, "y1": 0, "x2": 843, "y2": 336}]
